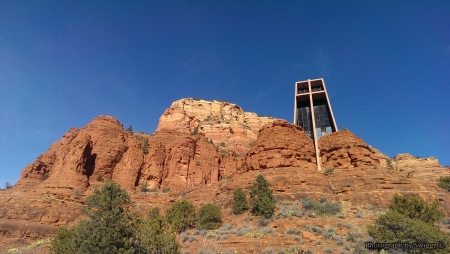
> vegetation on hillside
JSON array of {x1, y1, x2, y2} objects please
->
[
  {"x1": 148, "y1": 207, "x2": 160, "y2": 219},
  {"x1": 301, "y1": 197, "x2": 342, "y2": 217},
  {"x1": 166, "y1": 199, "x2": 196, "y2": 233},
  {"x1": 232, "y1": 188, "x2": 249, "y2": 214},
  {"x1": 136, "y1": 215, "x2": 180, "y2": 253},
  {"x1": 249, "y1": 174, "x2": 276, "y2": 219},
  {"x1": 41, "y1": 174, "x2": 450, "y2": 254},
  {"x1": 438, "y1": 176, "x2": 450, "y2": 191},
  {"x1": 50, "y1": 181, "x2": 180, "y2": 254},
  {"x1": 197, "y1": 203, "x2": 222, "y2": 230},
  {"x1": 368, "y1": 194, "x2": 450, "y2": 253},
  {"x1": 51, "y1": 181, "x2": 137, "y2": 254}
]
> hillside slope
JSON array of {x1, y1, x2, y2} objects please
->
[{"x1": 1, "y1": 98, "x2": 449, "y2": 253}]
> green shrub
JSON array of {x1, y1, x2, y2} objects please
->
[
  {"x1": 300, "y1": 197, "x2": 341, "y2": 217},
  {"x1": 136, "y1": 215, "x2": 180, "y2": 254},
  {"x1": 346, "y1": 231, "x2": 363, "y2": 242},
  {"x1": 309, "y1": 225, "x2": 323, "y2": 235},
  {"x1": 142, "y1": 137, "x2": 149, "y2": 154},
  {"x1": 139, "y1": 183, "x2": 148, "y2": 192},
  {"x1": 337, "y1": 222, "x2": 353, "y2": 229},
  {"x1": 232, "y1": 188, "x2": 249, "y2": 214},
  {"x1": 166, "y1": 200, "x2": 196, "y2": 233},
  {"x1": 301, "y1": 197, "x2": 315, "y2": 210},
  {"x1": 368, "y1": 211, "x2": 450, "y2": 252},
  {"x1": 386, "y1": 159, "x2": 393, "y2": 169},
  {"x1": 250, "y1": 174, "x2": 275, "y2": 219},
  {"x1": 51, "y1": 227, "x2": 75, "y2": 254},
  {"x1": 286, "y1": 228, "x2": 302, "y2": 235},
  {"x1": 258, "y1": 217, "x2": 271, "y2": 227},
  {"x1": 162, "y1": 186, "x2": 170, "y2": 193},
  {"x1": 324, "y1": 168, "x2": 334, "y2": 174},
  {"x1": 197, "y1": 203, "x2": 222, "y2": 230},
  {"x1": 148, "y1": 207, "x2": 160, "y2": 219},
  {"x1": 51, "y1": 182, "x2": 136, "y2": 254},
  {"x1": 136, "y1": 135, "x2": 149, "y2": 154},
  {"x1": 389, "y1": 194, "x2": 444, "y2": 223},
  {"x1": 43, "y1": 173, "x2": 50, "y2": 180},
  {"x1": 438, "y1": 176, "x2": 450, "y2": 191},
  {"x1": 125, "y1": 125, "x2": 133, "y2": 132},
  {"x1": 368, "y1": 194, "x2": 450, "y2": 253}
]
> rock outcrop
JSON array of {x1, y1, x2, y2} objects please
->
[
  {"x1": 156, "y1": 98, "x2": 277, "y2": 156},
  {"x1": 244, "y1": 120, "x2": 316, "y2": 171},
  {"x1": 15, "y1": 99, "x2": 279, "y2": 196},
  {"x1": 15, "y1": 116, "x2": 223, "y2": 195},
  {"x1": 318, "y1": 130, "x2": 390, "y2": 169},
  {"x1": 391, "y1": 153, "x2": 450, "y2": 180},
  {"x1": 16, "y1": 116, "x2": 131, "y2": 197}
]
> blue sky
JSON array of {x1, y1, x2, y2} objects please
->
[{"x1": 1, "y1": 1, "x2": 449, "y2": 186}]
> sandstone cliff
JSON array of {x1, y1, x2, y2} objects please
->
[
  {"x1": 15, "y1": 99, "x2": 280, "y2": 196},
  {"x1": 15, "y1": 116, "x2": 221, "y2": 195},
  {"x1": 156, "y1": 98, "x2": 277, "y2": 156}
]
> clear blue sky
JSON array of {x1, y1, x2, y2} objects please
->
[{"x1": 1, "y1": 1, "x2": 449, "y2": 186}]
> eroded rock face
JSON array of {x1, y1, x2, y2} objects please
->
[
  {"x1": 318, "y1": 130, "x2": 390, "y2": 169},
  {"x1": 18, "y1": 128, "x2": 94, "y2": 195},
  {"x1": 15, "y1": 97, "x2": 282, "y2": 197},
  {"x1": 137, "y1": 132, "x2": 220, "y2": 192},
  {"x1": 391, "y1": 153, "x2": 449, "y2": 180},
  {"x1": 156, "y1": 98, "x2": 278, "y2": 156},
  {"x1": 244, "y1": 120, "x2": 316, "y2": 171},
  {"x1": 16, "y1": 116, "x2": 131, "y2": 197},
  {"x1": 16, "y1": 117, "x2": 224, "y2": 195}
]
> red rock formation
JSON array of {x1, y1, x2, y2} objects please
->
[
  {"x1": 2, "y1": 98, "x2": 450, "y2": 253},
  {"x1": 318, "y1": 130, "x2": 390, "y2": 169},
  {"x1": 391, "y1": 153, "x2": 450, "y2": 180},
  {"x1": 244, "y1": 120, "x2": 316, "y2": 171},
  {"x1": 156, "y1": 98, "x2": 278, "y2": 156},
  {"x1": 218, "y1": 150, "x2": 244, "y2": 177},
  {"x1": 16, "y1": 117, "x2": 225, "y2": 195},
  {"x1": 16, "y1": 116, "x2": 131, "y2": 197}
]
